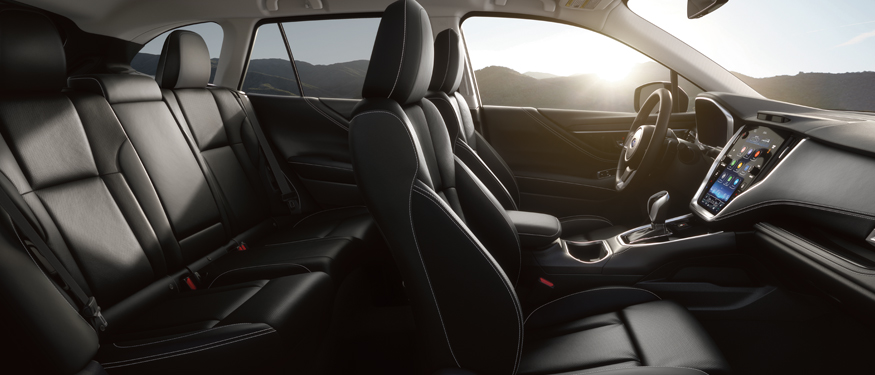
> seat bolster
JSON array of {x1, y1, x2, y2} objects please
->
[
  {"x1": 525, "y1": 287, "x2": 660, "y2": 330},
  {"x1": 68, "y1": 74, "x2": 163, "y2": 104},
  {"x1": 98, "y1": 323, "x2": 283, "y2": 374},
  {"x1": 623, "y1": 301, "x2": 730, "y2": 375}
]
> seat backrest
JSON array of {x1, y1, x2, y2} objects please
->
[
  {"x1": 68, "y1": 73, "x2": 233, "y2": 269},
  {"x1": 0, "y1": 10, "x2": 178, "y2": 372},
  {"x1": 349, "y1": 1, "x2": 522, "y2": 373},
  {"x1": 426, "y1": 28, "x2": 521, "y2": 211},
  {"x1": 154, "y1": 30, "x2": 277, "y2": 234}
]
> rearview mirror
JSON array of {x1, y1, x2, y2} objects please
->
[
  {"x1": 634, "y1": 82, "x2": 688, "y2": 113},
  {"x1": 687, "y1": 0, "x2": 729, "y2": 19}
]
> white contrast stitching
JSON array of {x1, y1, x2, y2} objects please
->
[
  {"x1": 103, "y1": 328, "x2": 276, "y2": 369},
  {"x1": 412, "y1": 184, "x2": 523, "y2": 374},
  {"x1": 524, "y1": 287, "x2": 661, "y2": 326},
  {"x1": 113, "y1": 323, "x2": 254, "y2": 348},
  {"x1": 352, "y1": 110, "x2": 461, "y2": 367},
  {"x1": 387, "y1": 0, "x2": 407, "y2": 98},
  {"x1": 208, "y1": 263, "x2": 311, "y2": 289},
  {"x1": 303, "y1": 97, "x2": 349, "y2": 131},
  {"x1": 721, "y1": 199, "x2": 875, "y2": 220}
]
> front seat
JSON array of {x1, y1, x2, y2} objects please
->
[
  {"x1": 349, "y1": 1, "x2": 730, "y2": 374},
  {"x1": 425, "y1": 28, "x2": 628, "y2": 242}
]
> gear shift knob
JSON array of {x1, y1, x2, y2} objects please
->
[{"x1": 647, "y1": 191, "x2": 670, "y2": 228}]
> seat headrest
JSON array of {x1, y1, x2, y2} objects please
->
[
  {"x1": 155, "y1": 30, "x2": 212, "y2": 89},
  {"x1": 68, "y1": 74, "x2": 164, "y2": 104},
  {"x1": 0, "y1": 10, "x2": 66, "y2": 94},
  {"x1": 362, "y1": 0, "x2": 434, "y2": 106},
  {"x1": 429, "y1": 29, "x2": 464, "y2": 94}
]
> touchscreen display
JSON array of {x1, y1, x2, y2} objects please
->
[{"x1": 698, "y1": 126, "x2": 786, "y2": 215}]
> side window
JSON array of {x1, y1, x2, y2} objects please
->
[
  {"x1": 132, "y1": 22, "x2": 224, "y2": 84},
  {"x1": 242, "y1": 18, "x2": 380, "y2": 98},
  {"x1": 243, "y1": 24, "x2": 302, "y2": 96},
  {"x1": 462, "y1": 17, "x2": 700, "y2": 112}
]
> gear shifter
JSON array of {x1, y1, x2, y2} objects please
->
[
  {"x1": 648, "y1": 191, "x2": 670, "y2": 231},
  {"x1": 624, "y1": 191, "x2": 673, "y2": 244}
]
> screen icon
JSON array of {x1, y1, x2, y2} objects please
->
[
  {"x1": 737, "y1": 162, "x2": 743, "y2": 169},
  {"x1": 754, "y1": 150, "x2": 761, "y2": 158},
  {"x1": 747, "y1": 149, "x2": 753, "y2": 157},
  {"x1": 744, "y1": 165, "x2": 750, "y2": 171},
  {"x1": 730, "y1": 160, "x2": 737, "y2": 167},
  {"x1": 733, "y1": 178, "x2": 740, "y2": 186}
]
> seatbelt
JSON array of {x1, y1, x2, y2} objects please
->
[
  {"x1": 0, "y1": 188, "x2": 107, "y2": 333},
  {"x1": 232, "y1": 92, "x2": 299, "y2": 212}
]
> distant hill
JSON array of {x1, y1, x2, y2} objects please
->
[
  {"x1": 131, "y1": 53, "x2": 875, "y2": 112},
  {"x1": 476, "y1": 62, "x2": 700, "y2": 112},
  {"x1": 524, "y1": 71, "x2": 560, "y2": 79},
  {"x1": 734, "y1": 71, "x2": 875, "y2": 111},
  {"x1": 131, "y1": 53, "x2": 369, "y2": 98}
]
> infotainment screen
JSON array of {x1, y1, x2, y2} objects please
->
[{"x1": 698, "y1": 125, "x2": 788, "y2": 215}]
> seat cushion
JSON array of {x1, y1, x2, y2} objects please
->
[
  {"x1": 97, "y1": 272, "x2": 333, "y2": 374},
  {"x1": 201, "y1": 237, "x2": 363, "y2": 287},
  {"x1": 560, "y1": 215, "x2": 628, "y2": 242},
  {"x1": 521, "y1": 288, "x2": 729, "y2": 375},
  {"x1": 266, "y1": 206, "x2": 381, "y2": 246}
]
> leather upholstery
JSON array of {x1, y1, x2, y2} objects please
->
[
  {"x1": 0, "y1": 10, "x2": 66, "y2": 93},
  {"x1": 0, "y1": 13, "x2": 358, "y2": 374},
  {"x1": 155, "y1": 30, "x2": 212, "y2": 90},
  {"x1": 362, "y1": 0, "x2": 434, "y2": 105},
  {"x1": 351, "y1": 2, "x2": 729, "y2": 374},
  {"x1": 426, "y1": 29, "x2": 632, "y2": 241},
  {"x1": 506, "y1": 210, "x2": 562, "y2": 249},
  {"x1": 429, "y1": 28, "x2": 464, "y2": 94}
]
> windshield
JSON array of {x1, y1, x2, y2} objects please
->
[{"x1": 629, "y1": 0, "x2": 875, "y2": 111}]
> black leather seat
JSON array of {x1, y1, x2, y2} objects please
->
[
  {"x1": 426, "y1": 28, "x2": 627, "y2": 242},
  {"x1": 0, "y1": 9, "x2": 333, "y2": 374},
  {"x1": 67, "y1": 30, "x2": 381, "y2": 284},
  {"x1": 349, "y1": 1, "x2": 730, "y2": 374}
]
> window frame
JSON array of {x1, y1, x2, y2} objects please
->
[
  {"x1": 459, "y1": 12, "x2": 704, "y2": 112},
  {"x1": 239, "y1": 13, "x2": 383, "y2": 95}
]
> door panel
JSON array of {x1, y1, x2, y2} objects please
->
[
  {"x1": 480, "y1": 105, "x2": 697, "y2": 225},
  {"x1": 249, "y1": 94, "x2": 363, "y2": 208}
]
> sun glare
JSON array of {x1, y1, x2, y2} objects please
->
[{"x1": 597, "y1": 65, "x2": 632, "y2": 81}]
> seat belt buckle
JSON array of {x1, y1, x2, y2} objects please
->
[
  {"x1": 82, "y1": 297, "x2": 108, "y2": 332},
  {"x1": 183, "y1": 276, "x2": 198, "y2": 290},
  {"x1": 236, "y1": 242, "x2": 249, "y2": 251}
]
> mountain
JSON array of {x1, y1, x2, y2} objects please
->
[
  {"x1": 524, "y1": 71, "x2": 560, "y2": 79},
  {"x1": 131, "y1": 52, "x2": 875, "y2": 112},
  {"x1": 131, "y1": 53, "x2": 369, "y2": 98},
  {"x1": 734, "y1": 71, "x2": 875, "y2": 111},
  {"x1": 475, "y1": 62, "x2": 700, "y2": 112}
]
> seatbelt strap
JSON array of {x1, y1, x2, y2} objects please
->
[
  {"x1": 232, "y1": 91, "x2": 299, "y2": 211},
  {"x1": 0, "y1": 188, "x2": 107, "y2": 332}
]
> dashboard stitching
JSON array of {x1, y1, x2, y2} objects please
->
[
  {"x1": 723, "y1": 200, "x2": 875, "y2": 220},
  {"x1": 515, "y1": 176, "x2": 616, "y2": 192},
  {"x1": 759, "y1": 224, "x2": 875, "y2": 276}
]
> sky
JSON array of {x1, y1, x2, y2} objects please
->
[{"x1": 138, "y1": 1, "x2": 875, "y2": 79}]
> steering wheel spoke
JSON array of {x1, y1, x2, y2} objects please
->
[{"x1": 614, "y1": 88, "x2": 673, "y2": 192}]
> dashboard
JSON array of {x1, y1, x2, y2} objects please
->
[{"x1": 688, "y1": 92, "x2": 875, "y2": 314}]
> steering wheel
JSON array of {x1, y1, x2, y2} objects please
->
[{"x1": 615, "y1": 88, "x2": 673, "y2": 192}]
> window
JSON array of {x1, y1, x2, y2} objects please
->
[
  {"x1": 462, "y1": 17, "x2": 700, "y2": 112},
  {"x1": 242, "y1": 18, "x2": 380, "y2": 98},
  {"x1": 131, "y1": 22, "x2": 224, "y2": 84}
]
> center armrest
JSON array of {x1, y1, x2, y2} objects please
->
[{"x1": 506, "y1": 210, "x2": 562, "y2": 249}]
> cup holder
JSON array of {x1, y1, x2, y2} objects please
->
[{"x1": 565, "y1": 240, "x2": 611, "y2": 263}]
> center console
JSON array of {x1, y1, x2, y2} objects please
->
[{"x1": 691, "y1": 124, "x2": 796, "y2": 220}]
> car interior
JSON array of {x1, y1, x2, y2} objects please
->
[{"x1": 1, "y1": 0, "x2": 874, "y2": 374}]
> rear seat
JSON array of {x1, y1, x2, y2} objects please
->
[
  {"x1": 67, "y1": 32, "x2": 381, "y2": 285},
  {"x1": 0, "y1": 10, "x2": 352, "y2": 374}
]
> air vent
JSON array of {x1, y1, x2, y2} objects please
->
[{"x1": 757, "y1": 113, "x2": 791, "y2": 123}]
